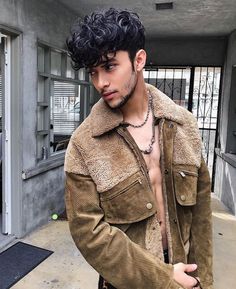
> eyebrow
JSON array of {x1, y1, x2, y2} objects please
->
[
  {"x1": 100, "y1": 58, "x2": 116, "y2": 66},
  {"x1": 87, "y1": 58, "x2": 116, "y2": 72}
]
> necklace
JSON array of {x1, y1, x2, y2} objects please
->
[
  {"x1": 140, "y1": 109, "x2": 156, "y2": 155},
  {"x1": 125, "y1": 94, "x2": 152, "y2": 128},
  {"x1": 125, "y1": 92, "x2": 156, "y2": 155}
]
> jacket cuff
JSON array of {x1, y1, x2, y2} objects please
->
[
  {"x1": 165, "y1": 266, "x2": 184, "y2": 289},
  {"x1": 201, "y1": 283, "x2": 214, "y2": 289},
  {"x1": 166, "y1": 280, "x2": 184, "y2": 289}
]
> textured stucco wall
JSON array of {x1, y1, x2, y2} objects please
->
[
  {"x1": 218, "y1": 31, "x2": 236, "y2": 152},
  {"x1": 0, "y1": 0, "x2": 78, "y2": 237},
  {"x1": 214, "y1": 156, "x2": 236, "y2": 215},
  {"x1": 0, "y1": 0, "x2": 77, "y2": 169},
  {"x1": 22, "y1": 168, "x2": 66, "y2": 234},
  {"x1": 214, "y1": 30, "x2": 236, "y2": 215}
]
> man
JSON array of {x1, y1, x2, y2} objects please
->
[{"x1": 65, "y1": 8, "x2": 213, "y2": 289}]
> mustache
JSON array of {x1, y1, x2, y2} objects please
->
[{"x1": 101, "y1": 90, "x2": 117, "y2": 95}]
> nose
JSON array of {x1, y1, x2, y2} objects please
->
[{"x1": 95, "y1": 72, "x2": 110, "y2": 91}]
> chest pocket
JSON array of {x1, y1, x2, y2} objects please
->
[
  {"x1": 99, "y1": 171, "x2": 157, "y2": 224},
  {"x1": 173, "y1": 165, "x2": 198, "y2": 206}
]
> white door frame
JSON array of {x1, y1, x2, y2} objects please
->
[{"x1": 1, "y1": 33, "x2": 12, "y2": 234}]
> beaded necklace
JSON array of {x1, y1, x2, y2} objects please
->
[{"x1": 126, "y1": 94, "x2": 156, "y2": 155}]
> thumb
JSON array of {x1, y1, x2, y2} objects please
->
[{"x1": 184, "y1": 264, "x2": 198, "y2": 273}]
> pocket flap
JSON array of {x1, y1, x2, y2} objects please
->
[
  {"x1": 99, "y1": 172, "x2": 157, "y2": 224},
  {"x1": 173, "y1": 166, "x2": 198, "y2": 206}
]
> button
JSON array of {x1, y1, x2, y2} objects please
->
[
  {"x1": 164, "y1": 169, "x2": 169, "y2": 174},
  {"x1": 179, "y1": 171, "x2": 186, "y2": 177},
  {"x1": 169, "y1": 122, "x2": 174, "y2": 128},
  {"x1": 173, "y1": 219, "x2": 177, "y2": 224},
  {"x1": 146, "y1": 203, "x2": 153, "y2": 210},
  {"x1": 180, "y1": 195, "x2": 186, "y2": 201},
  {"x1": 138, "y1": 178, "x2": 142, "y2": 184}
]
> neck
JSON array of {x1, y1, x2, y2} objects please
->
[{"x1": 120, "y1": 74, "x2": 148, "y2": 124}]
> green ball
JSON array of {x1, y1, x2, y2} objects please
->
[{"x1": 51, "y1": 213, "x2": 58, "y2": 220}]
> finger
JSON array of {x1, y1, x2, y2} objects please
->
[
  {"x1": 184, "y1": 263, "x2": 198, "y2": 273},
  {"x1": 193, "y1": 276, "x2": 202, "y2": 289}
]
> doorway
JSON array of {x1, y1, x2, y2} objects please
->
[
  {"x1": 0, "y1": 38, "x2": 3, "y2": 222},
  {"x1": 0, "y1": 32, "x2": 15, "y2": 247}
]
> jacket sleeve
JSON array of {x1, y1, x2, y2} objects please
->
[
  {"x1": 188, "y1": 157, "x2": 214, "y2": 289},
  {"x1": 65, "y1": 142, "x2": 183, "y2": 289}
]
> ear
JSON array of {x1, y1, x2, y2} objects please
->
[{"x1": 135, "y1": 49, "x2": 147, "y2": 72}]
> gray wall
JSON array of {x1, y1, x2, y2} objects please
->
[
  {"x1": 146, "y1": 37, "x2": 227, "y2": 66},
  {"x1": 214, "y1": 155, "x2": 236, "y2": 215},
  {"x1": 0, "y1": 0, "x2": 77, "y2": 237},
  {"x1": 214, "y1": 30, "x2": 236, "y2": 215},
  {"x1": 22, "y1": 168, "x2": 65, "y2": 234}
]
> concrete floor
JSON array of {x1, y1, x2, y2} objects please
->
[{"x1": 2, "y1": 194, "x2": 236, "y2": 289}]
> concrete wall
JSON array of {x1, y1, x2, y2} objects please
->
[
  {"x1": 214, "y1": 155, "x2": 236, "y2": 215},
  {"x1": 0, "y1": 0, "x2": 77, "y2": 237},
  {"x1": 214, "y1": 30, "x2": 236, "y2": 215},
  {"x1": 146, "y1": 37, "x2": 227, "y2": 66},
  {"x1": 22, "y1": 168, "x2": 65, "y2": 234}
]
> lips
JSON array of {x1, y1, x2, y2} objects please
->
[{"x1": 102, "y1": 91, "x2": 117, "y2": 100}]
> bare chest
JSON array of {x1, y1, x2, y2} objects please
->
[
  {"x1": 127, "y1": 122, "x2": 167, "y2": 248},
  {"x1": 127, "y1": 122, "x2": 161, "y2": 183}
]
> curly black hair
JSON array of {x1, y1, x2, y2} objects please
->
[{"x1": 67, "y1": 8, "x2": 145, "y2": 70}]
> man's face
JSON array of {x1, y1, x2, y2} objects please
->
[{"x1": 87, "y1": 51, "x2": 138, "y2": 109}]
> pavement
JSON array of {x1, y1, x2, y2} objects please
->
[{"x1": 2, "y1": 193, "x2": 236, "y2": 289}]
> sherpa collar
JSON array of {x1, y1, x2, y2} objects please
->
[{"x1": 90, "y1": 83, "x2": 185, "y2": 137}]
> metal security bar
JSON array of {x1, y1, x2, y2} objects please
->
[
  {"x1": 192, "y1": 67, "x2": 221, "y2": 178},
  {"x1": 144, "y1": 66, "x2": 222, "y2": 181},
  {"x1": 144, "y1": 67, "x2": 191, "y2": 109}
]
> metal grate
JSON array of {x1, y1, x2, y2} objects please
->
[
  {"x1": 192, "y1": 67, "x2": 221, "y2": 176},
  {"x1": 144, "y1": 66, "x2": 222, "y2": 179}
]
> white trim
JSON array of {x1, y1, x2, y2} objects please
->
[{"x1": 2, "y1": 35, "x2": 12, "y2": 234}]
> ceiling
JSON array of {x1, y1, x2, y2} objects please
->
[{"x1": 58, "y1": 0, "x2": 236, "y2": 38}]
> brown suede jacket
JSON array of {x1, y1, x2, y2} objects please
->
[{"x1": 64, "y1": 83, "x2": 213, "y2": 289}]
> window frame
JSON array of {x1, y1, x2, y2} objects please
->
[{"x1": 36, "y1": 40, "x2": 93, "y2": 163}]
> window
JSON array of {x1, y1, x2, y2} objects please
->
[{"x1": 37, "y1": 42, "x2": 94, "y2": 161}]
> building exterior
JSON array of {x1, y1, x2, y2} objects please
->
[
  {"x1": 0, "y1": 0, "x2": 235, "y2": 247},
  {"x1": 214, "y1": 31, "x2": 236, "y2": 215},
  {"x1": 0, "y1": 0, "x2": 97, "y2": 244}
]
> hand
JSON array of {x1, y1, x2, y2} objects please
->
[{"x1": 173, "y1": 263, "x2": 201, "y2": 289}]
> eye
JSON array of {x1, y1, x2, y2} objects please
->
[
  {"x1": 104, "y1": 63, "x2": 116, "y2": 71},
  {"x1": 88, "y1": 70, "x2": 96, "y2": 77}
]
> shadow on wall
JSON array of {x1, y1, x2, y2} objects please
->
[
  {"x1": 221, "y1": 163, "x2": 236, "y2": 215},
  {"x1": 216, "y1": 160, "x2": 236, "y2": 215}
]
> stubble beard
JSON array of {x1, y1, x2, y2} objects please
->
[{"x1": 110, "y1": 70, "x2": 138, "y2": 110}]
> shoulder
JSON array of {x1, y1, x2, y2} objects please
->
[{"x1": 147, "y1": 83, "x2": 198, "y2": 128}]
